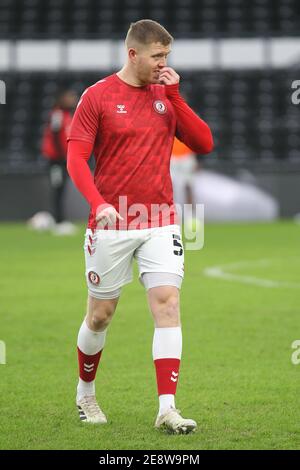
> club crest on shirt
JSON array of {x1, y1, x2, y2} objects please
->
[
  {"x1": 88, "y1": 271, "x2": 100, "y2": 285},
  {"x1": 153, "y1": 100, "x2": 167, "y2": 114}
]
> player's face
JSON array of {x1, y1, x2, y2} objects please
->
[{"x1": 135, "y1": 43, "x2": 171, "y2": 85}]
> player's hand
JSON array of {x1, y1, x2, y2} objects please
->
[
  {"x1": 159, "y1": 67, "x2": 180, "y2": 86},
  {"x1": 96, "y1": 204, "x2": 124, "y2": 228}
]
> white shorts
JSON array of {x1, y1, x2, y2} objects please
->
[{"x1": 84, "y1": 225, "x2": 184, "y2": 299}]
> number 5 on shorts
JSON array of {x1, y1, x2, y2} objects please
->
[{"x1": 172, "y1": 234, "x2": 183, "y2": 256}]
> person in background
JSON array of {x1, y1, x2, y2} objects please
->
[
  {"x1": 170, "y1": 136, "x2": 198, "y2": 224},
  {"x1": 41, "y1": 89, "x2": 78, "y2": 235}
]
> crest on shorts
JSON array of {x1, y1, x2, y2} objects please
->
[
  {"x1": 153, "y1": 100, "x2": 167, "y2": 114},
  {"x1": 88, "y1": 271, "x2": 100, "y2": 285}
]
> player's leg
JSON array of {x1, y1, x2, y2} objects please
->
[
  {"x1": 170, "y1": 158, "x2": 186, "y2": 206},
  {"x1": 76, "y1": 293, "x2": 119, "y2": 424},
  {"x1": 49, "y1": 160, "x2": 65, "y2": 223},
  {"x1": 146, "y1": 280, "x2": 197, "y2": 434},
  {"x1": 182, "y1": 157, "x2": 196, "y2": 222},
  {"x1": 136, "y1": 225, "x2": 196, "y2": 433},
  {"x1": 76, "y1": 228, "x2": 137, "y2": 423},
  {"x1": 147, "y1": 281, "x2": 181, "y2": 416},
  {"x1": 185, "y1": 182, "x2": 194, "y2": 206},
  {"x1": 57, "y1": 161, "x2": 68, "y2": 223}
]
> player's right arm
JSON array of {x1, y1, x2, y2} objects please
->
[{"x1": 67, "y1": 88, "x2": 122, "y2": 227}]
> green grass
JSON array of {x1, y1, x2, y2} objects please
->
[{"x1": 0, "y1": 221, "x2": 300, "y2": 449}]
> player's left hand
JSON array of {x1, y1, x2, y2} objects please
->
[{"x1": 159, "y1": 67, "x2": 180, "y2": 86}]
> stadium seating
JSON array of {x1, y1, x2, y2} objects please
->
[
  {"x1": 0, "y1": 0, "x2": 299, "y2": 39},
  {"x1": 1, "y1": 1, "x2": 299, "y2": 171},
  {"x1": 1, "y1": 70, "x2": 299, "y2": 170}
]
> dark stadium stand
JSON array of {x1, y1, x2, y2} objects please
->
[
  {"x1": 0, "y1": 0, "x2": 299, "y2": 220},
  {"x1": 0, "y1": 0, "x2": 299, "y2": 38},
  {"x1": 0, "y1": 1, "x2": 299, "y2": 173},
  {"x1": 1, "y1": 70, "x2": 300, "y2": 171}
]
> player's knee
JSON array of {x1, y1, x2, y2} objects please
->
[
  {"x1": 165, "y1": 295, "x2": 180, "y2": 318},
  {"x1": 89, "y1": 301, "x2": 116, "y2": 330},
  {"x1": 87, "y1": 295, "x2": 118, "y2": 330},
  {"x1": 90, "y1": 309, "x2": 113, "y2": 330},
  {"x1": 156, "y1": 294, "x2": 180, "y2": 325}
]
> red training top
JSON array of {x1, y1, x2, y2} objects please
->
[{"x1": 67, "y1": 73, "x2": 213, "y2": 229}]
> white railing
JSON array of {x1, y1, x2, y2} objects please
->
[{"x1": 0, "y1": 38, "x2": 300, "y2": 71}]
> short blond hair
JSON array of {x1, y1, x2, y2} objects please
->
[{"x1": 125, "y1": 19, "x2": 173, "y2": 49}]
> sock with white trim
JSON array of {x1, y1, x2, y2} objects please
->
[
  {"x1": 152, "y1": 326, "x2": 182, "y2": 416},
  {"x1": 76, "y1": 320, "x2": 107, "y2": 402}
]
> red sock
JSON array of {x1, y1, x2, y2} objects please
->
[
  {"x1": 154, "y1": 358, "x2": 181, "y2": 395},
  {"x1": 77, "y1": 347, "x2": 103, "y2": 382}
]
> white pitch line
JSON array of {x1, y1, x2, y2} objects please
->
[{"x1": 203, "y1": 259, "x2": 300, "y2": 289}]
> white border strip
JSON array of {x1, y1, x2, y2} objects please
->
[{"x1": 1, "y1": 38, "x2": 300, "y2": 71}]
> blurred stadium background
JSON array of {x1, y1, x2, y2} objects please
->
[{"x1": 0, "y1": 0, "x2": 300, "y2": 221}]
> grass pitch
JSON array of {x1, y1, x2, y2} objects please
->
[{"x1": 0, "y1": 221, "x2": 299, "y2": 450}]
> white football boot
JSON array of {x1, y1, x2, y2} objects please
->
[
  {"x1": 77, "y1": 395, "x2": 107, "y2": 424},
  {"x1": 155, "y1": 407, "x2": 197, "y2": 434}
]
